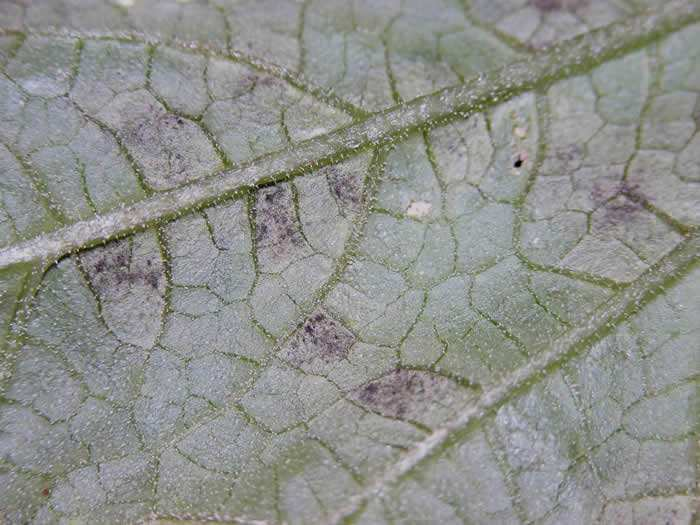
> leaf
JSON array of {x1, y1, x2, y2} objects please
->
[{"x1": 0, "y1": 1, "x2": 698, "y2": 524}]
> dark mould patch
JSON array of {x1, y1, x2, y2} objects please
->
[
  {"x1": 242, "y1": 72, "x2": 279, "y2": 89},
  {"x1": 327, "y1": 167, "x2": 363, "y2": 211},
  {"x1": 554, "y1": 144, "x2": 583, "y2": 167},
  {"x1": 255, "y1": 185, "x2": 304, "y2": 256},
  {"x1": 121, "y1": 105, "x2": 194, "y2": 180},
  {"x1": 286, "y1": 310, "x2": 356, "y2": 366},
  {"x1": 599, "y1": 197, "x2": 644, "y2": 227},
  {"x1": 257, "y1": 74, "x2": 279, "y2": 88},
  {"x1": 590, "y1": 179, "x2": 643, "y2": 206},
  {"x1": 531, "y1": 0, "x2": 587, "y2": 11},
  {"x1": 618, "y1": 181, "x2": 645, "y2": 199},
  {"x1": 351, "y1": 369, "x2": 449, "y2": 419},
  {"x1": 590, "y1": 179, "x2": 616, "y2": 206},
  {"x1": 591, "y1": 181, "x2": 648, "y2": 227},
  {"x1": 86, "y1": 243, "x2": 163, "y2": 293}
]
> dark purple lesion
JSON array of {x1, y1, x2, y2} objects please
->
[
  {"x1": 286, "y1": 310, "x2": 356, "y2": 366},
  {"x1": 591, "y1": 180, "x2": 646, "y2": 221},
  {"x1": 351, "y1": 369, "x2": 446, "y2": 419},
  {"x1": 119, "y1": 102, "x2": 199, "y2": 182},
  {"x1": 86, "y1": 242, "x2": 163, "y2": 293},
  {"x1": 555, "y1": 144, "x2": 584, "y2": 165},
  {"x1": 531, "y1": 0, "x2": 588, "y2": 12},
  {"x1": 327, "y1": 167, "x2": 363, "y2": 212},
  {"x1": 254, "y1": 185, "x2": 305, "y2": 257},
  {"x1": 599, "y1": 198, "x2": 643, "y2": 226}
]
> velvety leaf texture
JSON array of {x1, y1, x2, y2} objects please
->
[{"x1": 0, "y1": 1, "x2": 698, "y2": 524}]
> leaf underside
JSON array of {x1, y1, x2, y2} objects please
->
[{"x1": 0, "y1": 1, "x2": 698, "y2": 524}]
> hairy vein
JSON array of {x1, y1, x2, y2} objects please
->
[
  {"x1": 327, "y1": 232, "x2": 700, "y2": 524},
  {"x1": 0, "y1": 0, "x2": 698, "y2": 271}
]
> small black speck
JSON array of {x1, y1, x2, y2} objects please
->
[{"x1": 514, "y1": 158, "x2": 523, "y2": 168}]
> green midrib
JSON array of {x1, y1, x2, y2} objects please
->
[{"x1": 0, "y1": 0, "x2": 698, "y2": 271}]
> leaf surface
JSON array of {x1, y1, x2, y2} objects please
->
[{"x1": 0, "y1": 1, "x2": 698, "y2": 524}]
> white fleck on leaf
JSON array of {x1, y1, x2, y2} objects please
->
[{"x1": 405, "y1": 200, "x2": 433, "y2": 219}]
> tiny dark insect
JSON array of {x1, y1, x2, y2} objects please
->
[{"x1": 514, "y1": 151, "x2": 528, "y2": 169}]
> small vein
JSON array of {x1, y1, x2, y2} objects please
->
[
  {"x1": 0, "y1": 0, "x2": 698, "y2": 271},
  {"x1": 0, "y1": 25, "x2": 366, "y2": 119},
  {"x1": 326, "y1": 233, "x2": 700, "y2": 524}
]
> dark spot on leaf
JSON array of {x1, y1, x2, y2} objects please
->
[
  {"x1": 532, "y1": 0, "x2": 562, "y2": 10},
  {"x1": 619, "y1": 181, "x2": 643, "y2": 198},
  {"x1": 352, "y1": 369, "x2": 447, "y2": 419},
  {"x1": 327, "y1": 167, "x2": 363, "y2": 211},
  {"x1": 514, "y1": 158, "x2": 523, "y2": 168},
  {"x1": 255, "y1": 185, "x2": 304, "y2": 257},
  {"x1": 243, "y1": 72, "x2": 278, "y2": 90},
  {"x1": 285, "y1": 310, "x2": 356, "y2": 366},
  {"x1": 599, "y1": 197, "x2": 644, "y2": 227},
  {"x1": 591, "y1": 180, "x2": 647, "y2": 223},
  {"x1": 590, "y1": 181, "x2": 612, "y2": 204},
  {"x1": 363, "y1": 382, "x2": 379, "y2": 395},
  {"x1": 93, "y1": 258, "x2": 106, "y2": 274},
  {"x1": 85, "y1": 243, "x2": 163, "y2": 293},
  {"x1": 531, "y1": 0, "x2": 587, "y2": 11},
  {"x1": 257, "y1": 75, "x2": 278, "y2": 87},
  {"x1": 554, "y1": 144, "x2": 583, "y2": 167},
  {"x1": 144, "y1": 270, "x2": 160, "y2": 290},
  {"x1": 121, "y1": 106, "x2": 195, "y2": 181}
]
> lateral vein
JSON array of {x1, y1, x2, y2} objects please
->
[
  {"x1": 0, "y1": 0, "x2": 698, "y2": 270},
  {"x1": 326, "y1": 232, "x2": 700, "y2": 525}
]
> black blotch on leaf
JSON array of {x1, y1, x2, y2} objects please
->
[
  {"x1": 514, "y1": 158, "x2": 523, "y2": 168},
  {"x1": 286, "y1": 310, "x2": 356, "y2": 366},
  {"x1": 353, "y1": 369, "x2": 444, "y2": 419}
]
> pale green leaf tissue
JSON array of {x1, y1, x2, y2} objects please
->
[{"x1": 0, "y1": 1, "x2": 698, "y2": 524}]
